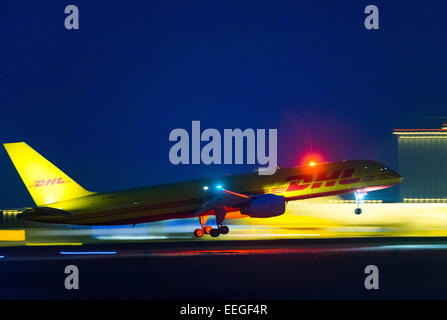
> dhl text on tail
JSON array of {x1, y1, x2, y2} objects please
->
[{"x1": 3, "y1": 142, "x2": 402, "y2": 237}]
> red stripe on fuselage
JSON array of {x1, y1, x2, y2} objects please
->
[{"x1": 284, "y1": 182, "x2": 399, "y2": 201}]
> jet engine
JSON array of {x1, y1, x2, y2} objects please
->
[{"x1": 241, "y1": 194, "x2": 286, "y2": 218}]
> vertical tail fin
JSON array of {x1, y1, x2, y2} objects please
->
[{"x1": 4, "y1": 142, "x2": 95, "y2": 206}]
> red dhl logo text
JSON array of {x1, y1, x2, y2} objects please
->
[
  {"x1": 31, "y1": 177, "x2": 68, "y2": 188},
  {"x1": 286, "y1": 168, "x2": 360, "y2": 192}
]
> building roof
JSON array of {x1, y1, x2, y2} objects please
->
[{"x1": 393, "y1": 124, "x2": 447, "y2": 136}]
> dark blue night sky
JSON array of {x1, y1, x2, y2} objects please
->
[{"x1": 1, "y1": 0, "x2": 446, "y2": 207}]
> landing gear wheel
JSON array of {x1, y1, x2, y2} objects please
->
[
  {"x1": 194, "y1": 228, "x2": 204, "y2": 237},
  {"x1": 355, "y1": 208, "x2": 362, "y2": 215},
  {"x1": 204, "y1": 226, "x2": 212, "y2": 234},
  {"x1": 219, "y1": 226, "x2": 229, "y2": 234},
  {"x1": 210, "y1": 228, "x2": 221, "y2": 237}
]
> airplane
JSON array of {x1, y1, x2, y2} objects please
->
[{"x1": 3, "y1": 142, "x2": 402, "y2": 237}]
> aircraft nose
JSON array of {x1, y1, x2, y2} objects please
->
[{"x1": 391, "y1": 170, "x2": 403, "y2": 182}]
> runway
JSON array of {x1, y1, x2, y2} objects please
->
[
  {"x1": 2, "y1": 237, "x2": 447, "y2": 299},
  {"x1": 2, "y1": 201, "x2": 447, "y2": 299}
]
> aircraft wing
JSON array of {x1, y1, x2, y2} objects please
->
[{"x1": 195, "y1": 189, "x2": 250, "y2": 216}]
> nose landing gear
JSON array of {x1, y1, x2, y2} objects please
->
[{"x1": 354, "y1": 191, "x2": 366, "y2": 215}]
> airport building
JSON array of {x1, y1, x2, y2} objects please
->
[
  {"x1": 393, "y1": 124, "x2": 447, "y2": 202},
  {"x1": 0, "y1": 209, "x2": 22, "y2": 226}
]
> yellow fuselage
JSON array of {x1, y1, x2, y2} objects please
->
[{"x1": 23, "y1": 160, "x2": 401, "y2": 225}]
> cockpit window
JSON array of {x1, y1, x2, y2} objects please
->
[{"x1": 380, "y1": 166, "x2": 389, "y2": 172}]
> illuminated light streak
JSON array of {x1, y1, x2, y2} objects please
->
[
  {"x1": 94, "y1": 235, "x2": 171, "y2": 240},
  {"x1": 404, "y1": 198, "x2": 447, "y2": 202},
  {"x1": 329, "y1": 200, "x2": 382, "y2": 203},
  {"x1": 360, "y1": 245, "x2": 447, "y2": 251},
  {"x1": 0, "y1": 230, "x2": 25, "y2": 241},
  {"x1": 152, "y1": 248, "x2": 327, "y2": 257},
  {"x1": 60, "y1": 251, "x2": 117, "y2": 255},
  {"x1": 230, "y1": 233, "x2": 320, "y2": 237},
  {"x1": 393, "y1": 132, "x2": 447, "y2": 135},
  {"x1": 1, "y1": 210, "x2": 22, "y2": 214},
  {"x1": 398, "y1": 136, "x2": 447, "y2": 139},
  {"x1": 26, "y1": 242, "x2": 83, "y2": 246},
  {"x1": 222, "y1": 189, "x2": 249, "y2": 198}
]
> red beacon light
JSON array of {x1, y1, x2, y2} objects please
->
[{"x1": 301, "y1": 153, "x2": 324, "y2": 167}]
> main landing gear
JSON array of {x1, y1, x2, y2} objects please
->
[
  {"x1": 354, "y1": 191, "x2": 366, "y2": 215},
  {"x1": 209, "y1": 225, "x2": 229, "y2": 237},
  {"x1": 193, "y1": 207, "x2": 230, "y2": 238},
  {"x1": 194, "y1": 224, "x2": 229, "y2": 238}
]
